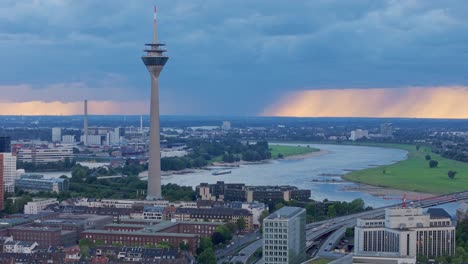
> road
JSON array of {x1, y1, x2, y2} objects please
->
[
  {"x1": 229, "y1": 238, "x2": 263, "y2": 263},
  {"x1": 216, "y1": 232, "x2": 260, "y2": 263}
]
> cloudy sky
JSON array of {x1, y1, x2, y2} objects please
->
[{"x1": 1, "y1": 0, "x2": 468, "y2": 117}]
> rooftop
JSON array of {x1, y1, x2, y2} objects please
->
[
  {"x1": 266, "y1": 206, "x2": 305, "y2": 220},
  {"x1": 427, "y1": 208, "x2": 452, "y2": 219},
  {"x1": 82, "y1": 229, "x2": 197, "y2": 238}
]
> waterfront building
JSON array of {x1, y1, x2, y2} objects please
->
[
  {"x1": 15, "y1": 174, "x2": 69, "y2": 193},
  {"x1": 51, "y1": 127, "x2": 61, "y2": 142},
  {"x1": 263, "y1": 206, "x2": 306, "y2": 264},
  {"x1": 196, "y1": 181, "x2": 311, "y2": 203},
  {"x1": 354, "y1": 207, "x2": 455, "y2": 262},
  {"x1": 1, "y1": 153, "x2": 16, "y2": 193},
  {"x1": 350, "y1": 129, "x2": 369, "y2": 141},
  {"x1": 17, "y1": 146, "x2": 74, "y2": 164}
]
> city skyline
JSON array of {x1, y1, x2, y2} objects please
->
[{"x1": 1, "y1": 1, "x2": 468, "y2": 118}]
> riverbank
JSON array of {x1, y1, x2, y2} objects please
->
[
  {"x1": 342, "y1": 183, "x2": 434, "y2": 199},
  {"x1": 269, "y1": 144, "x2": 320, "y2": 158},
  {"x1": 343, "y1": 144, "x2": 468, "y2": 195}
]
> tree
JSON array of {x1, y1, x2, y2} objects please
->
[
  {"x1": 416, "y1": 145, "x2": 421, "y2": 151},
  {"x1": 327, "y1": 205, "x2": 337, "y2": 218},
  {"x1": 277, "y1": 153, "x2": 284, "y2": 159},
  {"x1": 179, "y1": 242, "x2": 189, "y2": 251},
  {"x1": 429, "y1": 160, "x2": 439, "y2": 168},
  {"x1": 197, "y1": 237, "x2": 213, "y2": 255},
  {"x1": 197, "y1": 248, "x2": 216, "y2": 264},
  {"x1": 211, "y1": 232, "x2": 226, "y2": 245},
  {"x1": 236, "y1": 217, "x2": 246, "y2": 231},
  {"x1": 275, "y1": 202, "x2": 284, "y2": 211},
  {"x1": 215, "y1": 226, "x2": 232, "y2": 241},
  {"x1": 425, "y1": 154, "x2": 431, "y2": 161},
  {"x1": 345, "y1": 228, "x2": 354, "y2": 237},
  {"x1": 448, "y1": 170, "x2": 457, "y2": 179}
]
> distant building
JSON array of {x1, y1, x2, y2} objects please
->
[
  {"x1": 381, "y1": 123, "x2": 393, "y2": 137},
  {"x1": 350, "y1": 129, "x2": 369, "y2": 141},
  {"x1": 263, "y1": 206, "x2": 306, "y2": 264},
  {"x1": 196, "y1": 181, "x2": 311, "y2": 203},
  {"x1": 17, "y1": 146, "x2": 74, "y2": 164},
  {"x1": 24, "y1": 198, "x2": 58, "y2": 215},
  {"x1": 9, "y1": 225, "x2": 76, "y2": 248},
  {"x1": 143, "y1": 206, "x2": 164, "y2": 220},
  {"x1": 15, "y1": 174, "x2": 69, "y2": 193},
  {"x1": 231, "y1": 202, "x2": 267, "y2": 229},
  {"x1": 81, "y1": 134, "x2": 103, "y2": 146},
  {"x1": 174, "y1": 207, "x2": 253, "y2": 231},
  {"x1": 61, "y1": 135, "x2": 76, "y2": 144},
  {"x1": 3, "y1": 241, "x2": 38, "y2": 254},
  {"x1": 1, "y1": 153, "x2": 16, "y2": 193},
  {"x1": 0, "y1": 137, "x2": 11, "y2": 153},
  {"x1": 457, "y1": 202, "x2": 468, "y2": 221},
  {"x1": 221, "y1": 121, "x2": 231, "y2": 130},
  {"x1": 51, "y1": 127, "x2": 61, "y2": 142},
  {"x1": 354, "y1": 207, "x2": 455, "y2": 263},
  {"x1": 0, "y1": 154, "x2": 4, "y2": 210}
]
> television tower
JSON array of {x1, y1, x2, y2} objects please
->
[{"x1": 142, "y1": 4, "x2": 168, "y2": 200}]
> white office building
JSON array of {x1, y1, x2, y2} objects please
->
[
  {"x1": 1, "y1": 153, "x2": 17, "y2": 193},
  {"x1": 17, "y1": 146, "x2": 74, "y2": 164},
  {"x1": 263, "y1": 206, "x2": 306, "y2": 264},
  {"x1": 354, "y1": 208, "x2": 455, "y2": 263},
  {"x1": 51, "y1": 127, "x2": 61, "y2": 142},
  {"x1": 24, "y1": 198, "x2": 57, "y2": 214},
  {"x1": 350, "y1": 129, "x2": 369, "y2": 141}
]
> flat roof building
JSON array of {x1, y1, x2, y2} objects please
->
[{"x1": 263, "y1": 206, "x2": 306, "y2": 264}]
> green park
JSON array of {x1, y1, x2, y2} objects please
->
[
  {"x1": 270, "y1": 144, "x2": 320, "y2": 158},
  {"x1": 344, "y1": 144, "x2": 468, "y2": 194}
]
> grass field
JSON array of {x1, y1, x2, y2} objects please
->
[
  {"x1": 306, "y1": 258, "x2": 333, "y2": 264},
  {"x1": 344, "y1": 144, "x2": 468, "y2": 194},
  {"x1": 270, "y1": 144, "x2": 320, "y2": 158}
]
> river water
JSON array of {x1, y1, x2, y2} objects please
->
[{"x1": 38, "y1": 144, "x2": 461, "y2": 214}]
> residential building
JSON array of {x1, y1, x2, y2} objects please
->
[
  {"x1": 51, "y1": 127, "x2": 61, "y2": 142},
  {"x1": 17, "y1": 146, "x2": 74, "y2": 164},
  {"x1": 263, "y1": 206, "x2": 307, "y2": 264},
  {"x1": 1, "y1": 153, "x2": 16, "y2": 193},
  {"x1": 143, "y1": 206, "x2": 164, "y2": 220},
  {"x1": 354, "y1": 207, "x2": 455, "y2": 262},
  {"x1": 350, "y1": 129, "x2": 369, "y2": 141},
  {"x1": 3, "y1": 241, "x2": 38, "y2": 254},
  {"x1": 15, "y1": 174, "x2": 69, "y2": 193},
  {"x1": 24, "y1": 198, "x2": 58, "y2": 214},
  {"x1": 8, "y1": 226, "x2": 76, "y2": 247}
]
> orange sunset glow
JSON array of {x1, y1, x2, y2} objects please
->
[
  {"x1": 0, "y1": 101, "x2": 149, "y2": 115},
  {"x1": 263, "y1": 86, "x2": 468, "y2": 119}
]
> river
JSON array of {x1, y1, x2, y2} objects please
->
[{"x1": 38, "y1": 144, "x2": 461, "y2": 213}]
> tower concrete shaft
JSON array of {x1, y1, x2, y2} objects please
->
[{"x1": 142, "y1": 5, "x2": 168, "y2": 200}]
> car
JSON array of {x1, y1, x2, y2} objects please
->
[{"x1": 239, "y1": 252, "x2": 245, "y2": 256}]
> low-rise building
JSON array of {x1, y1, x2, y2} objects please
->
[
  {"x1": 350, "y1": 129, "x2": 369, "y2": 141},
  {"x1": 3, "y1": 241, "x2": 38, "y2": 254},
  {"x1": 17, "y1": 146, "x2": 74, "y2": 164},
  {"x1": 24, "y1": 198, "x2": 58, "y2": 215},
  {"x1": 8, "y1": 226, "x2": 76, "y2": 248},
  {"x1": 15, "y1": 174, "x2": 69, "y2": 193},
  {"x1": 174, "y1": 207, "x2": 253, "y2": 231}
]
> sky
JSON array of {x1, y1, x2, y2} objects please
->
[{"x1": 1, "y1": 0, "x2": 468, "y2": 117}]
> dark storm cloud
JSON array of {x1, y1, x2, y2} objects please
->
[{"x1": 1, "y1": 0, "x2": 468, "y2": 115}]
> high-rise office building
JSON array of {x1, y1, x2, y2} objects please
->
[
  {"x1": 142, "y1": 5, "x2": 169, "y2": 200},
  {"x1": 263, "y1": 206, "x2": 306, "y2": 264},
  {"x1": 2, "y1": 153, "x2": 17, "y2": 193},
  {"x1": 354, "y1": 207, "x2": 455, "y2": 263},
  {"x1": 0, "y1": 137, "x2": 11, "y2": 153},
  {"x1": 381, "y1": 123, "x2": 393, "y2": 137},
  {"x1": 51, "y1": 127, "x2": 61, "y2": 142}
]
